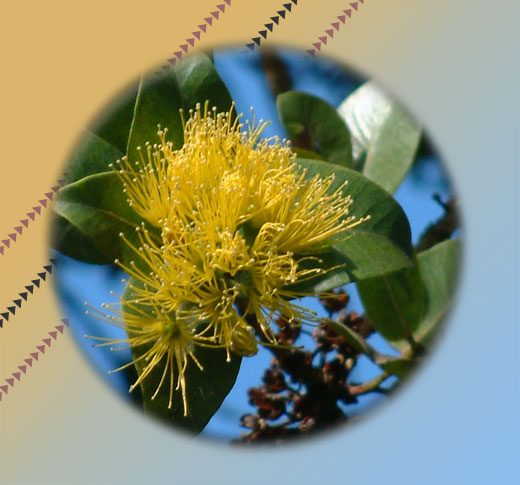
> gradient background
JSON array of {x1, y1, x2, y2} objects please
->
[{"x1": 0, "y1": 0, "x2": 518, "y2": 484}]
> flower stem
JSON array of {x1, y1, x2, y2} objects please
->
[{"x1": 350, "y1": 372, "x2": 390, "y2": 396}]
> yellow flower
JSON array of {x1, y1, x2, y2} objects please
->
[
  {"x1": 92, "y1": 102, "x2": 369, "y2": 415},
  {"x1": 85, "y1": 291, "x2": 210, "y2": 416}
]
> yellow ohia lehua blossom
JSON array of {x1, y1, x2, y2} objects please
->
[{"x1": 88, "y1": 102, "x2": 369, "y2": 417}]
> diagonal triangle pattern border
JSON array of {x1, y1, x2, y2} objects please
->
[
  {"x1": 242, "y1": 0, "x2": 300, "y2": 54},
  {"x1": 306, "y1": 0, "x2": 367, "y2": 58},
  {"x1": 0, "y1": 260, "x2": 58, "y2": 330},
  {"x1": 0, "y1": 319, "x2": 69, "y2": 403},
  {"x1": 0, "y1": 175, "x2": 67, "y2": 257},
  {"x1": 157, "y1": 1, "x2": 233, "y2": 74}
]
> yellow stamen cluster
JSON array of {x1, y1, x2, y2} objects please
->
[{"x1": 89, "y1": 103, "x2": 368, "y2": 417}]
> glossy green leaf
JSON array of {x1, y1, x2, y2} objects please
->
[
  {"x1": 413, "y1": 238, "x2": 461, "y2": 346},
  {"x1": 89, "y1": 82, "x2": 138, "y2": 154},
  {"x1": 127, "y1": 71, "x2": 184, "y2": 159},
  {"x1": 278, "y1": 91, "x2": 353, "y2": 168},
  {"x1": 361, "y1": 239, "x2": 460, "y2": 353},
  {"x1": 338, "y1": 82, "x2": 392, "y2": 163},
  {"x1": 65, "y1": 131, "x2": 123, "y2": 184},
  {"x1": 292, "y1": 158, "x2": 413, "y2": 293},
  {"x1": 174, "y1": 51, "x2": 233, "y2": 114},
  {"x1": 51, "y1": 213, "x2": 112, "y2": 265},
  {"x1": 123, "y1": 277, "x2": 242, "y2": 434},
  {"x1": 338, "y1": 81, "x2": 421, "y2": 192},
  {"x1": 357, "y1": 259, "x2": 424, "y2": 344},
  {"x1": 53, "y1": 172, "x2": 145, "y2": 266},
  {"x1": 53, "y1": 133, "x2": 126, "y2": 264}
]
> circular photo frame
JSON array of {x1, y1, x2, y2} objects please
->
[{"x1": 51, "y1": 46, "x2": 462, "y2": 444}]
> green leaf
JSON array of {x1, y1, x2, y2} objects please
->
[
  {"x1": 52, "y1": 133, "x2": 126, "y2": 264},
  {"x1": 53, "y1": 172, "x2": 145, "y2": 266},
  {"x1": 360, "y1": 239, "x2": 461, "y2": 353},
  {"x1": 278, "y1": 91, "x2": 353, "y2": 168},
  {"x1": 338, "y1": 82, "x2": 391, "y2": 163},
  {"x1": 127, "y1": 71, "x2": 184, "y2": 159},
  {"x1": 173, "y1": 51, "x2": 233, "y2": 114},
  {"x1": 338, "y1": 81, "x2": 421, "y2": 192},
  {"x1": 357, "y1": 259, "x2": 424, "y2": 344},
  {"x1": 65, "y1": 131, "x2": 123, "y2": 184},
  {"x1": 413, "y1": 238, "x2": 461, "y2": 346},
  {"x1": 51, "y1": 213, "x2": 112, "y2": 265},
  {"x1": 123, "y1": 277, "x2": 241, "y2": 434},
  {"x1": 89, "y1": 82, "x2": 138, "y2": 154},
  {"x1": 375, "y1": 355, "x2": 416, "y2": 378},
  {"x1": 293, "y1": 158, "x2": 413, "y2": 293},
  {"x1": 291, "y1": 147, "x2": 326, "y2": 161}
]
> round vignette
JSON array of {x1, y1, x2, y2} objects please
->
[{"x1": 50, "y1": 47, "x2": 462, "y2": 443}]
